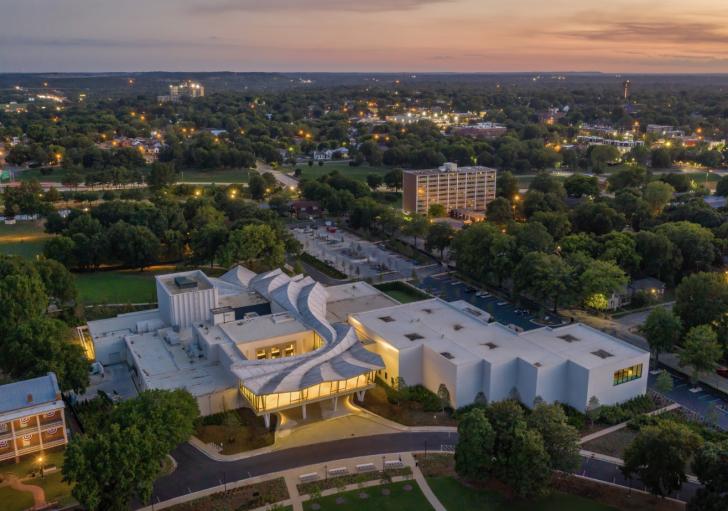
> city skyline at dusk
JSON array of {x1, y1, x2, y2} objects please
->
[{"x1": 3, "y1": 0, "x2": 728, "y2": 73}]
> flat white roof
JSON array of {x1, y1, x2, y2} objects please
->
[
  {"x1": 125, "y1": 330, "x2": 236, "y2": 396},
  {"x1": 325, "y1": 282, "x2": 400, "y2": 323},
  {"x1": 350, "y1": 298, "x2": 647, "y2": 369}
]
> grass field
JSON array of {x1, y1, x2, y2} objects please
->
[
  {"x1": 292, "y1": 162, "x2": 390, "y2": 182},
  {"x1": 375, "y1": 281, "x2": 430, "y2": 304},
  {"x1": 179, "y1": 168, "x2": 251, "y2": 183},
  {"x1": 14, "y1": 168, "x2": 68, "y2": 183},
  {"x1": 0, "y1": 486, "x2": 35, "y2": 511},
  {"x1": 75, "y1": 270, "x2": 159, "y2": 305},
  {"x1": 303, "y1": 481, "x2": 433, "y2": 511},
  {"x1": 0, "y1": 448, "x2": 74, "y2": 509},
  {"x1": 427, "y1": 476, "x2": 617, "y2": 511},
  {"x1": 0, "y1": 221, "x2": 51, "y2": 258}
]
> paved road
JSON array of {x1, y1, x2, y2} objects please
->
[
  {"x1": 149, "y1": 431, "x2": 700, "y2": 507},
  {"x1": 653, "y1": 367, "x2": 728, "y2": 430}
]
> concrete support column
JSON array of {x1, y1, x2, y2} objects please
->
[
  {"x1": 332, "y1": 396, "x2": 338, "y2": 411},
  {"x1": 263, "y1": 413, "x2": 270, "y2": 429},
  {"x1": 36, "y1": 415, "x2": 44, "y2": 452},
  {"x1": 10, "y1": 420, "x2": 19, "y2": 463},
  {"x1": 356, "y1": 390, "x2": 366, "y2": 402},
  {"x1": 61, "y1": 411, "x2": 68, "y2": 444},
  {"x1": 302, "y1": 403, "x2": 307, "y2": 420}
]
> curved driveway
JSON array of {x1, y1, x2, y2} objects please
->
[{"x1": 150, "y1": 430, "x2": 699, "y2": 506}]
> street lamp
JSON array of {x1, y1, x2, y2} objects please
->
[{"x1": 37, "y1": 455, "x2": 44, "y2": 479}]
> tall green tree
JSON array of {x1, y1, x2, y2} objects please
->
[
  {"x1": 526, "y1": 403, "x2": 581, "y2": 472},
  {"x1": 454, "y1": 408, "x2": 495, "y2": 480},
  {"x1": 641, "y1": 308, "x2": 682, "y2": 368},
  {"x1": 674, "y1": 272, "x2": 728, "y2": 341},
  {"x1": 679, "y1": 325, "x2": 723, "y2": 386},
  {"x1": 688, "y1": 441, "x2": 728, "y2": 511},
  {"x1": 622, "y1": 421, "x2": 702, "y2": 497},
  {"x1": 515, "y1": 252, "x2": 573, "y2": 312}
]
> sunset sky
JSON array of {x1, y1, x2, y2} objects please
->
[{"x1": 2, "y1": 0, "x2": 728, "y2": 73}]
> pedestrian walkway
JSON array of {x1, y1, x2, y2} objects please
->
[
  {"x1": 579, "y1": 403, "x2": 681, "y2": 444},
  {"x1": 0, "y1": 473, "x2": 46, "y2": 510},
  {"x1": 404, "y1": 452, "x2": 446, "y2": 511}
]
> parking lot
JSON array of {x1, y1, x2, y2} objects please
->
[
  {"x1": 291, "y1": 225, "x2": 436, "y2": 282},
  {"x1": 419, "y1": 273, "x2": 564, "y2": 331}
]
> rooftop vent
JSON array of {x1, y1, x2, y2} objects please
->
[
  {"x1": 534, "y1": 362, "x2": 542, "y2": 367},
  {"x1": 422, "y1": 308, "x2": 433, "y2": 314},
  {"x1": 379, "y1": 316, "x2": 395, "y2": 323},
  {"x1": 464, "y1": 307, "x2": 482, "y2": 317},
  {"x1": 558, "y1": 334, "x2": 580, "y2": 343},
  {"x1": 440, "y1": 351, "x2": 454, "y2": 360},
  {"x1": 591, "y1": 349, "x2": 614, "y2": 359},
  {"x1": 174, "y1": 276, "x2": 198, "y2": 289},
  {"x1": 482, "y1": 342, "x2": 498, "y2": 350},
  {"x1": 26, "y1": 393, "x2": 33, "y2": 403},
  {"x1": 405, "y1": 333, "x2": 424, "y2": 341},
  {"x1": 453, "y1": 324, "x2": 464, "y2": 331}
]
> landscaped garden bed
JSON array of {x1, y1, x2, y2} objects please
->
[
  {"x1": 359, "y1": 382, "x2": 456, "y2": 427},
  {"x1": 303, "y1": 480, "x2": 431, "y2": 511},
  {"x1": 297, "y1": 467, "x2": 412, "y2": 495},
  {"x1": 166, "y1": 477, "x2": 288, "y2": 511},
  {"x1": 194, "y1": 408, "x2": 274, "y2": 454}
]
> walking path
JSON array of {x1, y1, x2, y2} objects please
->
[
  {"x1": 1, "y1": 474, "x2": 46, "y2": 510},
  {"x1": 579, "y1": 402, "x2": 681, "y2": 444},
  {"x1": 405, "y1": 452, "x2": 447, "y2": 511}
]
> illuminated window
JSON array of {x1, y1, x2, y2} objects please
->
[
  {"x1": 284, "y1": 344, "x2": 295, "y2": 357},
  {"x1": 613, "y1": 364, "x2": 643, "y2": 386},
  {"x1": 270, "y1": 347, "x2": 281, "y2": 359},
  {"x1": 256, "y1": 349, "x2": 267, "y2": 360}
]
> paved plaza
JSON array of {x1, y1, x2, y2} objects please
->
[{"x1": 292, "y1": 225, "x2": 435, "y2": 282}]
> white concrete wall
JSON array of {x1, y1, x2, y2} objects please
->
[
  {"x1": 453, "y1": 359, "x2": 483, "y2": 408},
  {"x1": 532, "y1": 361, "x2": 568, "y2": 407},
  {"x1": 567, "y1": 362, "x2": 591, "y2": 411},
  {"x1": 169, "y1": 287, "x2": 218, "y2": 328},
  {"x1": 157, "y1": 280, "x2": 173, "y2": 326},
  {"x1": 421, "y1": 346, "x2": 458, "y2": 407},
  {"x1": 584, "y1": 352, "x2": 651, "y2": 410},
  {"x1": 516, "y1": 359, "x2": 538, "y2": 407},
  {"x1": 196, "y1": 388, "x2": 245, "y2": 416},
  {"x1": 94, "y1": 335, "x2": 127, "y2": 366},
  {"x1": 488, "y1": 359, "x2": 518, "y2": 402}
]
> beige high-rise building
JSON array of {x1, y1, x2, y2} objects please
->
[{"x1": 402, "y1": 163, "x2": 497, "y2": 215}]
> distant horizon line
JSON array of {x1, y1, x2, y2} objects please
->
[{"x1": 3, "y1": 70, "x2": 728, "y2": 76}]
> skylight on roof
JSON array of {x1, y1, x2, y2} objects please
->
[
  {"x1": 591, "y1": 349, "x2": 614, "y2": 359},
  {"x1": 482, "y1": 342, "x2": 498, "y2": 349},
  {"x1": 453, "y1": 324, "x2": 464, "y2": 331},
  {"x1": 379, "y1": 316, "x2": 395, "y2": 323},
  {"x1": 440, "y1": 352, "x2": 454, "y2": 360},
  {"x1": 405, "y1": 333, "x2": 424, "y2": 341},
  {"x1": 558, "y1": 334, "x2": 580, "y2": 343}
]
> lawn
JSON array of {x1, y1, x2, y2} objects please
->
[
  {"x1": 75, "y1": 270, "x2": 159, "y2": 305},
  {"x1": 0, "y1": 486, "x2": 34, "y2": 511},
  {"x1": 0, "y1": 448, "x2": 74, "y2": 509},
  {"x1": 303, "y1": 481, "x2": 433, "y2": 511},
  {"x1": 375, "y1": 281, "x2": 430, "y2": 304},
  {"x1": 293, "y1": 162, "x2": 390, "y2": 182},
  {"x1": 427, "y1": 476, "x2": 617, "y2": 511},
  {"x1": 0, "y1": 221, "x2": 52, "y2": 259},
  {"x1": 179, "y1": 168, "x2": 251, "y2": 183},
  {"x1": 14, "y1": 167, "x2": 68, "y2": 183}
]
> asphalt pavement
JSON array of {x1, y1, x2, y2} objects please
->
[{"x1": 148, "y1": 430, "x2": 700, "y2": 508}]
